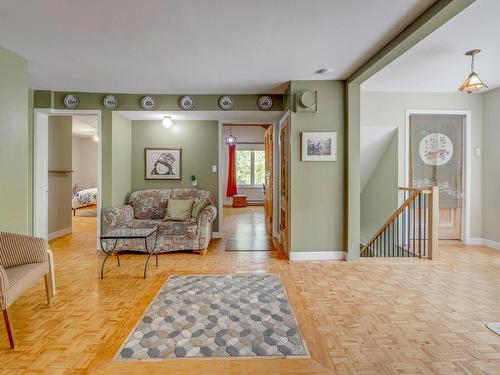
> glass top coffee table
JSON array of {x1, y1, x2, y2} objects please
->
[{"x1": 100, "y1": 226, "x2": 159, "y2": 279}]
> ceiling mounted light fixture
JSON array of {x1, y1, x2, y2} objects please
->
[
  {"x1": 162, "y1": 116, "x2": 173, "y2": 128},
  {"x1": 458, "y1": 49, "x2": 488, "y2": 94},
  {"x1": 225, "y1": 124, "x2": 237, "y2": 146}
]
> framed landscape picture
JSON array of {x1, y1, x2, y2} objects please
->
[
  {"x1": 145, "y1": 148, "x2": 182, "y2": 180},
  {"x1": 301, "y1": 132, "x2": 337, "y2": 161}
]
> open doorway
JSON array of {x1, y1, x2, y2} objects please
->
[
  {"x1": 222, "y1": 124, "x2": 274, "y2": 251},
  {"x1": 34, "y1": 109, "x2": 102, "y2": 246},
  {"x1": 46, "y1": 114, "x2": 99, "y2": 240}
]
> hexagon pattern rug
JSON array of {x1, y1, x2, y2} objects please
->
[{"x1": 117, "y1": 274, "x2": 308, "y2": 359}]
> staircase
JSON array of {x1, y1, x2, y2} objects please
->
[{"x1": 361, "y1": 187, "x2": 439, "y2": 259}]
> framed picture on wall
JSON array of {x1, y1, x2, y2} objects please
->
[
  {"x1": 301, "y1": 132, "x2": 337, "y2": 161},
  {"x1": 145, "y1": 148, "x2": 182, "y2": 180}
]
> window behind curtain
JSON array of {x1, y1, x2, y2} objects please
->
[{"x1": 236, "y1": 150, "x2": 265, "y2": 186}]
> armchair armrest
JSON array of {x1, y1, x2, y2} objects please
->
[
  {"x1": 0, "y1": 232, "x2": 48, "y2": 268},
  {"x1": 103, "y1": 205, "x2": 134, "y2": 229},
  {"x1": 0, "y1": 265, "x2": 7, "y2": 310}
]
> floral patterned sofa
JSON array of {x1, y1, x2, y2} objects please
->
[{"x1": 103, "y1": 189, "x2": 217, "y2": 254}]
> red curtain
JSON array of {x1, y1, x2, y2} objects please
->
[{"x1": 226, "y1": 144, "x2": 238, "y2": 197}]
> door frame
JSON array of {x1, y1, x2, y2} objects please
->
[
  {"x1": 277, "y1": 110, "x2": 291, "y2": 255},
  {"x1": 404, "y1": 109, "x2": 471, "y2": 244},
  {"x1": 217, "y1": 120, "x2": 279, "y2": 240},
  {"x1": 34, "y1": 109, "x2": 103, "y2": 248}
]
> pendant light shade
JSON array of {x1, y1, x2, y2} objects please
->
[
  {"x1": 458, "y1": 49, "x2": 487, "y2": 94},
  {"x1": 225, "y1": 124, "x2": 237, "y2": 146}
]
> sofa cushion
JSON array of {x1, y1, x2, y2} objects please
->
[
  {"x1": 192, "y1": 198, "x2": 210, "y2": 219},
  {"x1": 129, "y1": 189, "x2": 171, "y2": 219},
  {"x1": 164, "y1": 198, "x2": 194, "y2": 221},
  {"x1": 6, "y1": 262, "x2": 49, "y2": 308},
  {"x1": 156, "y1": 220, "x2": 198, "y2": 238}
]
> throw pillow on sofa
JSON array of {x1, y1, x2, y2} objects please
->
[
  {"x1": 164, "y1": 198, "x2": 195, "y2": 221},
  {"x1": 192, "y1": 198, "x2": 210, "y2": 219}
]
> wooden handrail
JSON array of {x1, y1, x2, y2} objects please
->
[
  {"x1": 398, "y1": 186, "x2": 432, "y2": 194},
  {"x1": 361, "y1": 191, "x2": 419, "y2": 254},
  {"x1": 361, "y1": 186, "x2": 439, "y2": 258}
]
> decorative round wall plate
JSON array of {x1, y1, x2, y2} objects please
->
[
  {"x1": 103, "y1": 95, "x2": 119, "y2": 110},
  {"x1": 258, "y1": 95, "x2": 273, "y2": 111},
  {"x1": 63, "y1": 94, "x2": 79, "y2": 109},
  {"x1": 219, "y1": 96, "x2": 234, "y2": 111},
  {"x1": 419, "y1": 133, "x2": 453, "y2": 166},
  {"x1": 180, "y1": 96, "x2": 194, "y2": 110},
  {"x1": 141, "y1": 96, "x2": 157, "y2": 110}
]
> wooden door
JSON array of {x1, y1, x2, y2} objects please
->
[
  {"x1": 279, "y1": 116, "x2": 290, "y2": 254},
  {"x1": 409, "y1": 114, "x2": 464, "y2": 240},
  {"x1": 264, "y1": 126, "x2": 273, "y2": 236}
]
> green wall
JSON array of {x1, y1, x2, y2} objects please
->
[
  {"x1": 111, "y1": 113, "x2": 132, "y2": 206},
  {"x1": 32, "y1": 91, "x2": 282, "y2": 215},
  {"x1": 131, "y1": 120, "x2": 219, "y2": 231},
  {"x1": 481, "y1": 88, "x2": 500, "y2": 244},
  {"x1": 289, "y1": 81, "x2": 345, "y2": 252},
  {"x1": 0, "y1": 46, "x2": 29, "y2": 234}
]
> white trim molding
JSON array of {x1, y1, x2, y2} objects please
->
[
  {"x1": 482, "y1": 239, "x2": 500, "y2": 251},
  {"x1": 34, "y1": 109, "x2": 103, "y2": 249},
  {"x1": 404, "y1": 110, "x2": 472, "y2": 244},
  {"x1": 48, "y1": 226, "x2": 72, "y2": 241},
  {"x1": 464, "y1": 237, "x2": 500, "y2": 250},
  {"x1": 289, "y1": 251, "x2": 346, "y2": 261}
]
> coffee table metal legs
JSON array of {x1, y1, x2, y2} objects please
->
[
  {"x1": 100, "y1": 238, "x2": 119, "y2": 279},
  {"x1": 143, "y1": 230, "x2": 159, "y2": 279}
]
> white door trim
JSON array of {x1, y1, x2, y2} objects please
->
[
  {"x1": 217, "y1": 119, "x2": 280, "y2": 240},
  {"x1": 34, "y1": 109, "x2": 103, "y2": 248},
  {"x1": 404, "y1": 109, "x2": 471, "y2": 244}
]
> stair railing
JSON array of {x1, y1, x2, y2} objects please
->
[{"x1": 360, "y1": 186, "x2": 439, "y2": 259}]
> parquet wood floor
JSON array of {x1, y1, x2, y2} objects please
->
[{"x1": 0, "y1": 209, "x2": 499, "y2": 374}]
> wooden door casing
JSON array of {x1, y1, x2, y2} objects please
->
[
  {"x1": 279, "y1": 117, "x2": 290, "y2": 254},
  {"x1": 264, "y1": 126, "x2": 273, "y2": 236}
]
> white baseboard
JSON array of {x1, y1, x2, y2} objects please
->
[
  {"x1": 465, "y1": 237, "x2": 500, "y2": 250},
  {"x1": 481, "y1": 238, "x2": 500, "y2": 250},
  {"x1": 289, "y1": 251, "x2": 346, "y2": 261},
  {"x1": 212, "y1": 231, "x2": 222, "y2": 239},
  {"x1": 48, "y1": 226, "x2": 72, "y2": 240},
  {"x1": 465, "y1": 237, "x2": 482, "y2": 245}
]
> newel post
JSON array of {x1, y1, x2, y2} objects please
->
[{"x1": 428, "y1": 186, "x2": 439, "y2": 260}]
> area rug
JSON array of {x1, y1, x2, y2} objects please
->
[
  {"x1": 117, "y1": 274, "x2": 308, "y2": 359},
  {"x1": 486, "y1": 322, "x2": 500, "y2": 336}
]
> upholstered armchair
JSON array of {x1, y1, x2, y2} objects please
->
[{"x1": 0, "y1": 232, "x2": 55, "y2": 348}]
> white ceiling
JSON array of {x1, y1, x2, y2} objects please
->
[
  {"x1": 363, "y1": 0, "x2": 500, "y2": 92},
  {"x1": 117, "y1": 111, "x2": 283, "y2": 122},
  {"x1": 0, "y1": 0, "x2": 434, "y2": 94},
  {"x1": 72, "y1": 115, "x2": 97, "y2": 137}
]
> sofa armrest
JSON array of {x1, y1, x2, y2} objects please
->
[
  {"x1": 103, "y1": 205, "x2": 134, "y2": 229},
  {"x1": 0, "y1": 232, "x2": 48, "y2": 268},
  {"x1": 198, "y1": 204, "x2": 217, "y2": 225},
  {"x1": 0, "y1": 265, "x2": 7, "y2": 310}
]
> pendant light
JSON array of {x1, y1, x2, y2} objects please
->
[
  {"x1": 458, "y1": 49, "x2": 488, "y2": 94},
  {"x1": 225, "y1": 124, "x2": 237, "y2": 146}
]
